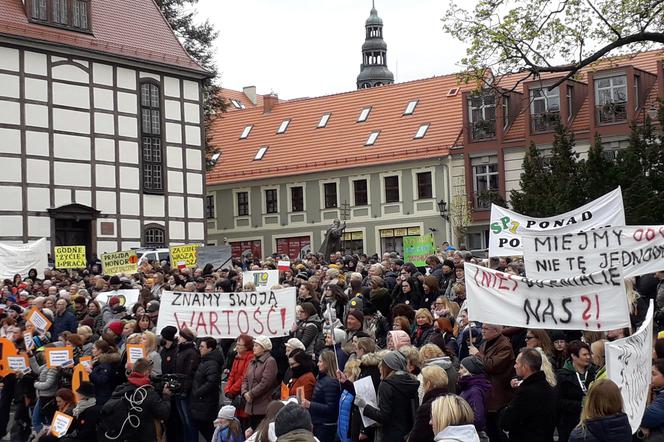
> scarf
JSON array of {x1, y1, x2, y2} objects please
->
[
  {"x1": 128, "y1": 372, "x2": 151, "y2": 387},
  {"x1": 73, "y1": 396, "x2": 96, "y2": 418}
]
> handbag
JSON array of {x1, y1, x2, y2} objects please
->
[{"x1": 231, "y1": 393, "x2": 246, "y2": 410}]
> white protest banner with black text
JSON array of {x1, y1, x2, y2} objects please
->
[
  {"x1": 523, "y1": 225, "x2": 664, "y2": 279},
  {"x1": 606, "y1": 300, "x2": 654, "y2": 433},
  {"x1": 156, "y1": 287, "x2": 296, "y2": 339},
  {"x1": 465, "y1": 263, "x2": 630, "y2": 331},
  {"x1": 488, "y1": 187, "x2": 625, "y2": 257}
]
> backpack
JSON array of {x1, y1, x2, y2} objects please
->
[{"x1": 98, "y1": 384, "x2": 153, "y2": 441}]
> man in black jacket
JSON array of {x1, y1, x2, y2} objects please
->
[
  {"x1": 500, "y1": 348, "x2": 556, "y2": 442},
  {"x1": 190, "y1": 337, "x2": 224, "y2": 441},
  {"x1": 175, "y1": 326, "x2": 200, "y2": 442}
]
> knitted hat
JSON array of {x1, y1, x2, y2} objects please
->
[
  {"x1": 108, "y1": 296, "x2": 121, "y2": 306},
  {"x1": 8, "y1": 305, "x2": 22, "y2": 315},
  {"x1": 107, "y1": 320, "x2": 124, "y2": 336},
  {"x1": 286, "y1": 338, "x2": 305, "y2": 352},
  {"x1": 346, "y1": 309, "x2": 364, "y2": 325},
  {"x1": 76, "y1": 381, "x2": 95, "y2": 398},
  {"x1": 295, "y1": 272, "x2": 309, "y2": 280},
  {"x1": 160, "y1": 325, "x2": 177, "y2": 342},
  {"x1": 274, "y1": 402, "x2": 312, "y2": 437},
  {"x1": 461, "y1": 356, "x2": 486, "y2": 375},
  {"x1": 109, "y1": 276, "x2": 121, "y2": 286},
  {"x1": 549, "y1": 329, "x2": 567, "y2": 342},
  {"x1": 349, "y1": 296, "x2": 364, "y2": 312},
  {"x1": 217, "y1": 405, "x2": 236, "y2": 420},
  {"x1": 254, "y1": 335, "x2": 272, "y2": 351},
  {"x1": 146, "y1": 301, "x2": 160, "y2": 313},
  {"x1": 179, "y1": 326, "x2": 196, "y2": 342},
  {"x1": 382, "y1": 350, "x2": 407, "y2": 371}
]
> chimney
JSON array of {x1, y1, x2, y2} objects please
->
[
  {"x1": 243, "y1": 86, "x2": 257, "y2": 105},
  {"x1": 263, "y1": 94, "x2": 278, "y2": 113}
]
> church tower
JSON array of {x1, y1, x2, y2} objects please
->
[{"x1": 356, "y1": 1, "x2": 394, "y2": 89}]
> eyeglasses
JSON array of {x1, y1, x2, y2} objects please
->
[{"x1": 525, "y1": 336, "x2": 535, "y2": 340}]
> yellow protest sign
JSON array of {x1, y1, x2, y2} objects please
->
[
  {"x1": 54, "y1": 246, "x2": 86, "y2": 269},
  {"x1": 170, "y1": 245, "x2": 200, "y2": 268},
  {"x1": 102, "y1": 250, "x2": 138, "y2": 275}
]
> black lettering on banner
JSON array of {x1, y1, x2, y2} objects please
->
[
  {"x1": 523, "y1": 299, "x2": 541, "y2": 324},
  {"x1": 172, "y1": 293, "x2": 182, "y2": 306},
  {"x1": 560, "y1": 298, "x2": 573, "y2": 323}
]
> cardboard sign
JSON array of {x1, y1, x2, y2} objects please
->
[
  {"x1": 522, "y1": 225, "x2": 664, "y2": 279},
  {"x1": 54, "y1": 245, "x2": 87, "y2": 269},
  {"x1": 243, "y1": 270, "x2": 279, "y2": 292},
  {"x1": 354, "y1": 376, "x2": 378, "y2": 427},
  {"x1": 126, "y1": 344, "x2": 145, "y2": 364},
  {"x1": 465, "y1": 263, "x2": 630, "y2": 331},
  {"x1": 6, "y1": 354, "x2": 29, "y2": 373},
  {"x1": 170, "y1": 245, "x2": 200, "y2": 268},
  {"x1": 26, "y1": 308, "x2": 51, "y2": 332},
  {"x1": 79, "y1": 356, "x2": 92, "y2": 370},
  {"x1": 23, "y1": 332, "x2": 34, "y2": 351},
  {"x1": 101, "y1": 250, "x2": 139, "y2": 275},
  {"x1": 403, "y1": 234, "x2": 436, "y2": 266},
  {"x1": 156, "y1": 288, "x2": 297, "y2": 339},
  {"x1": 45, "y1": 347, "x2": 74, "y2": 368},
  {"x1": 50, "y1": 411, "x2": 74, "y2": 437},
  {"x1": 488, "y1": 187, "x2": 625, "y2": 257},
  {"x1": 196, "y1": 245, "x2": 232, "y2": 269},
  {"x1": 72, "y1": 361, "x2": 91, "y2": 403},
  {"x1": 94, "y1": 289, "x2": 140, "y2": 311},
  {"x1": 0, "y1": 238, "x2": 48, "y2": 280},
  {"x1": 606, "y1": 300, "x2": 654, "y2": 433}
]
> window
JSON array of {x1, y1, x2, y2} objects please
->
[
  {"x1": 144, "y1": 226, "x2": 165, "y2": 248},
  {"x1": 472, "y1": 156, "x2": 499, "y2": 209},
  {"x1": 291, "y1": 186, "x2": 304, "y2": 212},
  {"x1": 52, "y1": 0, "x2": 67, "y2": 24},
  {"x1": 403, "y1": 100, "x2": 418, "y2": 115},
  {"x1": 265, "y1": 189, "x2": 278, "y2": 214},
  {"x1": 277, "y1": 119, "x2": 290, "y2": 134},
  {"x1": 468, "y1": 92, "x2": 496, "y2": 140},
  {"x1": 140, "y1": 82, "x2": 163, "y2": 193},
  {"x1": 416, "y1": 172, "x2": 432, "y2": 199},
  {"x1": 595, "y1": 75, "x2": 627, "y2": 124},
  {"x1": 353, "y1": 179, "x2": 368, "y2": 206},
  {"x1": 254, "y1": 146, "x2": 268, "y2": 160},
  {"x1": 237, "y1": 192, "x2": 249, "y2": 216},
  {"x1": 31, "y1": 0, "x2": 47, "y2": 20},
  {"x1": 384, "y1": 176, "x2": 400, "y2": 203},
  {"x1": 530, "y1": 86, "x2": 560, "y2": 132},
  {"x1": 324, "y1": 183, "x2": 338, "y2": 208},
  {"x1": 240, "y1": 125, "x2": 253, "y2": 139},
  {"x1": 414, "y1": 123, "x2": 429, "y2": 139},
  {"x1": 30, "y1": 0, "x2": 90, "y2": 31},
  {"x1": 357, "y1": 107, "x2": 372, "y2": 122},
  {"x1": 317, "y1": 113, "x2": 331, "y2": 128},
  {"x1": 567, "y1": 85, "x2": 574, "y2": 121},
  {"x1": 229, "y1": 99, "x2": 244, "y2": 109},
  {"x1": 71, "y1": 0, "x2": 88, "y2": 29},
  {"x1": 365, "y1": 131, "x2": 380, "y2": 146},
  {"x1": 205, "y1": 195, "x2": 215, "y2": 219}
]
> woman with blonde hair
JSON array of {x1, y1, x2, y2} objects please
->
[
  {"x1": 568, "y1": 379, "x2": 631, "y2": 441},
  {"x1": 411, "y1": 308, "x2": 435, "y2": 348},
  {"x1": 409, "y1": 365, "x2": 449, "y2": 442},
  {"x1": 525, "y1": 329, "x2": 554, "y2": 357},
  {"x1": 430, "y1": 395, "x2": 480, "y2": 442},
  {"x1": 140, "y1": 330, "x2": 162, "y2": 376}
]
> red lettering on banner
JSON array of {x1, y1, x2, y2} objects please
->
[
  {"x1": 209, "y1": 312, "x2": 221, "y2": 335},
  {"x1": 237, "y1": 310, "x2": 249, "y2": 334},
  {"x1": 195, "y1": 313, "x2": 208, "y2": 335},
  {"x1": 252, "y1": 308, "x2": 264, "y2": 335},
  {"x1": 222, "y1": 310, "x2": 233, "y2": 335},
  {"x1": 267, "y1": 306, "x2": 278, "y2": 335}
]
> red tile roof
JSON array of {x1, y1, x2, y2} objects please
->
[
  {"x1": 0, "y1": 0, "x2": 207, "y2": 75},
  {"x1": 207, "y1": 74, "x2": 474, "y2": 185},
  {"x1": 220, "y1": 88, "x2": 286, "y2": 112}
]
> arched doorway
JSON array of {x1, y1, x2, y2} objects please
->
[{"x1": 47, "y1": 204, "x2": 100, "y2": 259}]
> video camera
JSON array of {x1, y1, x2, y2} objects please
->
[{"x1": 154, "y1": 373, "x2": 186, "y2": 394}]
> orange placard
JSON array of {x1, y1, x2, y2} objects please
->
[
  {"x1": 44, "y1": 347, "x2": 74, "y2": 368},
  {"x1": 72, "y1": 362, "x2": 91, "y2": 403},
  {"x1": 26, "y1": 308, "x2": 52, "y2": 332},
  {"x1": 280, "y1": 382, "x2": 289, "y2": 400},
  {"x1": 79, "y1": 356, "x2": 92, "y2": 369},
  {"x1": 0, "y1": 337, "x2": 18, "y2": 377},
  {"x1": 5, "y1": 354, "x2": 29, "y2": 374},
  {"x1": 50, "y1": 411, "x2": 74, "y2": 437},
  {"x1": 126, "y1": 344, "x2": 146, "y2": 365}
]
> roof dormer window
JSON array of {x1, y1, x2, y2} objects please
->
[
  {"x1": 403, "y1": 100, "x2": 418, "y2": 115},
  {"x1": 277, "y1": 119, "x2": 290, "y2": 134},
  {"x1": 28, "y1": 0, "x2": 92, "y2": 32},
  {"x1": 317, "y1": 113, "x2": 331, "y2": 128},
  {"x1": 254, "y1": 146, "x2": 268, "y2": 160},
  {"x1": 239, "y1": 125, "x2": 253, "y2": 139},
  {"x1": 358, "y1": 107, "x2": 372, "y2": 122}
]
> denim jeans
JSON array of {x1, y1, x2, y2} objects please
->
[
  {"x1": 175, "y1": 397, "x2": 198, "y2": 442},
  {"x1": 31, "y1": 398, "x2": 42, "y2": 433}
]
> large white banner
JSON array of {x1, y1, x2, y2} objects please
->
[
  {"x1": 0, "y1": 238, "x2": 48, "y2": 280},
  {"x1": 488, "y1": 188, "x2": 625, "y2": 257},
  {"x1": 465, "y1": 263, "x2": 630, "y2": 331},
  {"x1": 606, "y1": 300, "x2": 654, "y2": 433},
  {"x1": 243, "y1": 270, "x2": 279, "y2": 292},
  {"x1": 156, "y1": 287, "x2": 296, "y2": 339},
  {"x1": 523, "y1": 226, "x2": 664, "y2": 279}
]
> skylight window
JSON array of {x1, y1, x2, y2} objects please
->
[
  {"x1": 317, "y1": 113, "x2": 331, "y2": 128},
  {"x1": 277, "y1": 119, "x2": 290, "y2": 134},
  {"x1": 207, "y1": 151, "x2": 221, "y2": 167},
  {"x1": 230, "y1": 99, "x2": 241, "y2": 109},
  {"x1": 365, "y1": 131, "x2": 380, "y2": 146},
  {"x1": 404, "y1": 100, "x2": 418, "y2": 115},
  {"x1": 357, "y1": 107, "x2": 372, "y2": 122},
  {"x1": 254, "y1": 146, "x2": 268, "y2": 160},
  {"x1": 240, "y1": 125, "x2": 253, "y2": 139},
  {"x1": 414, "y1": 123, "x2": 430, "y2": 139}
]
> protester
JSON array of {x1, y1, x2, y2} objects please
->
[
  {"x1": 175, "y1": 326, "x2": 201, "y2": 442},
  {"x1": 302, "y1": 350, "x2": 340, "y2": 442},
  {"x1": 430, "y1": 394, "x2": 480, "y2": 442},
  {"x1": 226, "y1": 334, "x2": 255, "y2": 426},
  {"x1": 274, "y1": 402, "x2": 316, "y2": 442},
  {"x1": 87, "y1": 339, "x2": 121, "y2": 407},
  {"x1": 458, "y1": 355, "x2": 491, "y2": 436},
  {"x1": 640, "y1": 358, "x2": 664, "y2": 438},
  {"x1": 409, "y1": 365, "x2": 449, "y2": 442},
  {"x1": 212, "y1": 405, "x2": 246, "y2": 442},
  {"x1": 242, "y1": 335, "x2": 278, "y2": 429},
  {"x1": 569, "y1": 379, "x2": 631, "y2": 442},
  {"x1": 191, "y1": 336, "x2": 224, "y2": 441}
]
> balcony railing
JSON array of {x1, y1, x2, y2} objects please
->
[
  {"x1": 471, "y1": 190, "x2": 504, "y2": 211},
  {"x1": 470, "y1": 119, "x2": 496, "y2": 141},
  {"x1": 596, "y1": 101, "x2": 627, "y2": 125},
  {"x1": 531, "y1": 111, "x2": 560, "y2": 133}
]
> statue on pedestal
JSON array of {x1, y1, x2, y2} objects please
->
[{"x1": 319, "y1": 218, "x2": 346, "y2": 261}]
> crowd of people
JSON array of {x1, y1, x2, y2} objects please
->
[{"x1": 0, "y1": 248, "x2": 663, "y2": 442}]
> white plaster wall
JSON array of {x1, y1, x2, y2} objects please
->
[
  {"x1": 189, "y1": 222, "x2": 205, "y2": 240},
  {"x1": 0, "y1": 186, "x2": 22, "y2": 210},
  {"x1": 120, "y1": 193, "x2": 140, "y2": 216},
  {"x1": 25, "y1": 131, "x2": 49, "y2": 157},
  {"x1": 53, "y1": 133, "x2": 91, "y2": 160},
  {"x1": 0, "y1": 128, "x2": 20, "y2": 154},
  {"x1": 165, "y1": 100, "x2": 181, "y2": 120},
  {"x1": 165, "y1": 123, "x2": 182, "y2": 143},
  {"x1": 26, "y1": 159, "x2": 51, "y2": 184},
  {"x1": 117, "y1": 116, "x2": 137, "y2": 138},
  {"x1": 93, "y1": 63, "x2": 113, "y2": 86},
  {"x1": 116, "y1": 68, "x2": 136, "y2": 90},
  {"x1": 54, "y1": 108, "x2": 89, "y2": 134},
  {"x1": 119, "y1": 141, "x2": 138, "y2": 164},
  {"x1": 0, "y1": 216, "x2": 23, "y2": 237},
  {"x1": 0, "y1": 73, "x2": 19, "y2": 98},
  {"x1": 24, "y1": 51, "x2": 47, "y2": 76},
  {"x1": 183, "y1": 80, "x2": 198, "y2": 101},
  {"x1": 186, "y1": 173, "x2": 203, "y2": 195},
  {"x1": 167, "y1": 171, "x2": 183, "y2": 193},
  {"x1": 188, "y1": 197, "x2": 204, "y2": 219},
  {"x1": 94, "y1": 112, "x2": 115, "y2": 135},
  {"x1": 122, "y1": 241, "x2": 141, "y2": 250},
  {"x1": 53, "y1": 82, "x2": 90, "y2": 109},
  {"x1": 2, "y1": 158, "x2": 22, "y2": 182},
  {"x1": 144, "y1": 194, "x2": 165, "y2": 217},
  {"x1": 164, "y1": 77, "x2": 180, "y2": 98},
  {"x1": 0, "y1": 100, "x2": 20, "y2": 125},
  {"x1": 54, "y1": 162, "x2": 91, "y2": 187},
  {"x1": 27, "y1": 187, "x2": 50, "y2": 211},
  {"x1": 139, "y1": 72, "x2": 160, "y2": 81},
  {"x1": 97, "y1": 219, "x2": 115, "y2": 237},
  {"x1": 166, "y1": 146, "x2": 182, "y2": 168},
  {"x1": 25, "y1": 104, "x2": 49, "y2": 128},
  {"x1": 96, "y1": 191, "x2": 117, "y2": 215},
  {"x1": 185, "y1": 125, "x2": 200, "y2": 146},
  {"x1": 52, "y1": 64, "x2": 88, "y2": 84},
  {"x1": 184, "y1": 103, "x2": 199, "y2": 124},
  {"x1": 121, "y1": 219, "x2": 141, "y2": 238},
  {"x1": 119, "y1": 166, "x2": 139, "y2": 189},
  {"x1": 185, "y1": 148, "x2": 201, "y2": 170},
  {"x1": 96, "y1": 164, "x2": 116, "y2": 188},
  {"x1": 117, "y1": 92, "x2": 137, "y2": 114},
  {"x1": 169, "y1": 221, "x2": 185, "y2": 240},
  {"x1": 28, "y1": 217, "x2": 50, "y2": 237},
  {"x1": 98, "y1": 241, "x2": 118, "y2": 254},
  {"x1": 168, "y1": 196, "x2": 184, "y2": 217},
  {"x1": 504, "y1": 148, "x2": 527, "y2": 199},
  {"x1": 25, "y1": 78, "x2": 48, "y2": 102},
  {"x1": 54, "y1": 189, "x2": 71, "y2": 207},
  {"x1": 95, "y1": 138, "x2": 115, "y2": 162},
  {"x1": 0, "y1": 47, "x2": 19, "y2": 71},
  {"x1": 94, "y1": 88, "x2": 114, "y2": 111},
  {"x1": 75, "y1": 190, "x2": 91, "y2": 206}
]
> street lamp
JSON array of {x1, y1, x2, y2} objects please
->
[{"x1": 437, "y1": 200, "x2": 449, "y2": 221}]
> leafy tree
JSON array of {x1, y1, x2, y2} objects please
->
[
  {"x1": 547, "y1": 123, "x2": 585, "y2": 212},
  {"x1": 155, "y1": 0, "x2": 225, "y2": 167},
  {"x1": 443, "y1": 0, "x2": 664, "y2": 90},
  {"x1": 582, "y1": 133, "x2": 618, "y2": 200},
  {"x1": 510, "y1": 142, "x2": 554, "y2": 216}
]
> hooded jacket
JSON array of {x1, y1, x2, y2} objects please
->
[
  {"x1": 294, "y1": 314, "x2": 323, "y2": 354},
  {"x1": 89, "y1": 351, "x2": 122, "y2": 407},
  {"x1": 175, "y1": 340, "x2": 200, "y2": 396},
  {"x1": 568, "y1": 412, "x2": 632, "y2": 442},
  {"x1": 388, "y1": 330, "x2": 412, "y2": 351},
  {"x1": 556, "y1": 360, "x2": 598, "y2": 442},
  {"x1": 458, "y1": 374, "x2": 492, "y2": 432},
  {"x1": 424, "y1": 356, "x2": 459, "y2": 394},
  {"x1": 433, "y1": 424, "x2": 480, "y2": 442},
  {"x1": 363, "y1": 371, "x2": 420, "y2": 442},
  {"x1": 409, "y1": 386, "x2": 448, "y2": 442},
  {"x1": 500, "y1": 370, "x2": 556, "y2": 442},
  {"x1": 190, "y1": 348, "x2": 224, "y2": 422}
]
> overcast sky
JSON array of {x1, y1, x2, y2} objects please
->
[{"x1": 196, "y1": 0, "x2": 468, "y2": 100}]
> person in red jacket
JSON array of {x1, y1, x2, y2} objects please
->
[{"x1": 225, "y1": 334, "x2": 254, "y2": 428}]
